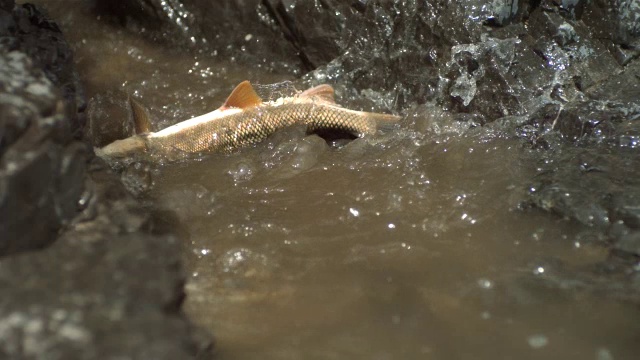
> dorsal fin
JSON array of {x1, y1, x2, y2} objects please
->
[
  {"x1": 298, "y1": 84, "x2": 336, "y2": 103},
  {"x1": 129, "y1": 96, "x2": 152, "y2": 134},
  {"x1": 221, "y1": 81, "x2": 263, "y2": 110}
]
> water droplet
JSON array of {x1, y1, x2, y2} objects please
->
[
  {"x1": 477, "y1": 278, "x2": 493, "y2": 289},
  {"x1": 596, "y1": 347, "x2": 614, "y2": 360}
]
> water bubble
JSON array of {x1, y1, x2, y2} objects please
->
[
  {"x1": 596, "y1": 347, "x2": 614, "y2": 360},
  {"x1": 159, "y1": 184, "x2": 215, "y2": 221},
  {"x1": 349, "y1": 208, "x2": 360, "y2": 217},
  {"x1": 527, "y1": 334, "x2": 548, "y2": 349},
  {"x1": 218, "y1": 248, "x2": 269, "y2": 276},
  {"x1": 228, "y1": 161, "x2": 254, "y2": 183},
  {"x1": 533, "y1": 266, "x2": 545, "y2": 275},
  {"x1": 477, "y1": 278, "x2": 493, "y2": 289}
]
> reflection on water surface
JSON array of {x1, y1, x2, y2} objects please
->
[{"x1": 34, "y1": 1, "x2": 640, "y2": 359}]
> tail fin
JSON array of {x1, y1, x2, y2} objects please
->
[
  {"x1": 367, "y1": 112, "x2": 402, "y2": 132},
  {"x1": 95, "y1": 136, "x2": 147, "y2": 159}
]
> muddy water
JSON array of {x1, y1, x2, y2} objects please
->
[{"x1": 34, "y1": 1, "x2": 640, "y2": 359}]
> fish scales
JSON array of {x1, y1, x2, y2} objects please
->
[
  {"x1": 147, "y1": 103, "x2": 375, "y2": 154},
  {"x1": 95, "y1": 81, "x2": 400, "y2": 161}
]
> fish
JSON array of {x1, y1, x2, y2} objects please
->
[{"x1": 95, "y1": 81, "x2": 401, "y2": 160}]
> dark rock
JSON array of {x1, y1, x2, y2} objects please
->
[
  {"x1": 4, "y1": 3, "x2": 85, "y2": 133},
  {"x1": 0, "y1": 0, "x2": 13, "y2": 12},
  {"x1": 0, "y1": 3, "x2": 85, "y2": 256},
  {"x1": 88, "y1": 0, "x2": 640, "y2": 117},
  {"x1": 266, "y1": 0, "x2": 629, "y2": 120},
  {"x1": 0, "y1": 53, "x2": 85, "y2": 255},
  {"x1": 570, "y1": 0, "x2": 640, "y2": 65},
  {"x1": 615, "y1": 232, "x2": 640, "y2": 256},
  {"x1": 586, "y1": 58, "x2": 640, "y2": 103},
  {"x1": 0, "y1": 158, "x2": 213, "y2": 360},
  {"x1": 90, "y1": 0, "x2": 171, "y2": 33},
  {"x1": 85, "y1": 91, "x2": 136, "y2": 148},
  {"x1": 523, "y1": 108, "x2": 640, "y2": 254},
  {"x1": 1, "y1": 5, "x2": 214, "y2": 359},
  {"x1": 473, "y1": 3, "x2": 640, "y2": 259}
]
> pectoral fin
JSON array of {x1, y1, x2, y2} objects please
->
[
  {"x1": 129, "y1": 96, "x2": 152, "y2": 134},
  {"x1": 220, "y1": 80, "x2": 263, "y2": 110}
]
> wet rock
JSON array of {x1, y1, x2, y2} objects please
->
[
  {"x1": 570, "y1": 0, "x2": 640, "y2": 65},
  {"x1": 262, "y1": 0, "x2": 640, "y2": 259},
  {"x1": 85, "y1": 91, "x2": 136, "y2": 148},
  {"x1": 586, "y1": 58, "x2": 640, "y2": 103},
  {"x1": 254, "y1": 1, "x2": 622, "y2": 122},
  {"x1": 1, "y1": 3, "x2": 213, "y2": 358},
  {"x1": 88, "y1": 1, "x2": 637, "y2": 118},
  {"x1": 524, "y1": 115, "x2": 640, "y2": 254},
  {"x1": 92, "y1": 0, "x2": 303, "y2": 73},
  {"x1": 0, "y1": 0, "x2": 13, "y2": 11},
  {"x1": 3, "y1": 2, "x2": 84, "y2": 130},
  {"x1": 615, "y1": 232, "x2": 640, "y2": 256},
  {"x1": 0, "y1": 3, "x2": 85, "y2": 256},
  {"x1": 0, "y1": 158, "x2": 212, "y2": 360}
]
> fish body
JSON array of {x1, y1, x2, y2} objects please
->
[{"x1": 96, "y1": 81, "x2": 400, "y2": 160}]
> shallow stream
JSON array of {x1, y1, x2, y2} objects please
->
[{"x1": 34, "y1": 1, "x2": 640, "y2": 358}]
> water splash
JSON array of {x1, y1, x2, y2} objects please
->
[{"x1": 159, "y1": 0, "x2": 198, "y2": 43}]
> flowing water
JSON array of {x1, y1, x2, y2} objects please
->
[{"x1": 33, "y1": 1, "x2": 640, "y2": 359}]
